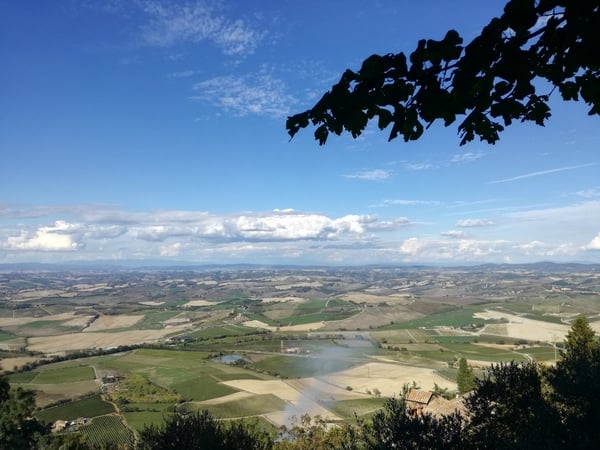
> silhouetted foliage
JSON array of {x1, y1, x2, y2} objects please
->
[
  {"x1": 464, "y1": 361, "x2": 561, "y2": 450},
  {"x1": 364, "y1": 397, "x2": 464, "y2": 450},
  {"x1": 0, "y1": 375, "x2": 47, "y2": 449},
  {"x1": 547, "y1": 315, "x2": 600, "y2": 449},
  {"x1": 138, "y1": 410, "x2": 271, "y2": 450},
  {"x1": 287, "y1": 0, "x2": 600, "y2": 145}
]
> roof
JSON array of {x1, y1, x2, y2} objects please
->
[
  {"x1": 405, "y1": 389, "x2": 433, "y2": 405},
  {"x1": 424, "y1": 396, "x2": 467, "y2": 417}
]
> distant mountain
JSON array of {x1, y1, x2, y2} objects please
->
[{"x1": 1, "y1": 260, "x2": 599, "y2": 274}]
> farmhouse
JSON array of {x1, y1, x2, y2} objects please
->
[{"x1": 405, "y1": 389, "x2": 466, "y2": 418}]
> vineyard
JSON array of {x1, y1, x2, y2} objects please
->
[{"x1": 79, "y1": 415, "x2": 135, "y2": 448}]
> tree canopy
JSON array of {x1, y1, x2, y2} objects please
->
[{"x1": 286, "y1": 0, "x2": 600, "y2": 146}]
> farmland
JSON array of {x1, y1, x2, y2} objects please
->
[{"x1": 1, "y1": 263, "x2": 600, "y2": 439}]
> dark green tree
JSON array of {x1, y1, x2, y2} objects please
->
[
  {"x1": 547, "y1": 315, "x2": 600, "y2": 449},
  {"x1": 138, "y1": 409, "x2": 272, "y2": 450},
  {"x1": 456, "y1": 357, "x2": 475, "y2": 394},
  {"x1": 464, "y1": 361, "x2": 561, "y2": 450},
  {"x1": 287, "y1": 0, "x2": 600, "y2": 146},
  {"x1": 363, "y1": 397, "x2": 464, "y2": 450},
  {"x1": 0, "y1": 375, "x2": 47, "y2": 450}
]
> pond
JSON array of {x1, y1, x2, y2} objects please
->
[{"x1": 214, "y1": 354, "x2": 247, "y2": 364}]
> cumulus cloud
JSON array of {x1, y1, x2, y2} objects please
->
[
  {"x1": 456, "y1": 219, "x2": 496, "y2": 228},
  {"x1": 585, "y1": 233, "x2": 600, "y2": 250},
  {"x1": 192, "y1": 68, "x2": 295, "y2": 117},
  {"x1": 343, "y1": 169, "x2": 391, "y2": 181},
  {"x1": 394, "y1": 236, "x2": 511, "y2": 261},
  {"x1": 2, "y1": 210, "x2": 412, "y2": 259},
  {"x1": 137, "y1": 0, "x2": 265, "y2": 55},
  {"x1": 4, "y1": 221, "x2": 83, "y2": 251}
]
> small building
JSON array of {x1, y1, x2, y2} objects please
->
[
  {"x1": 405, "y1": 389, "x2": 433, "y2": 416},
  {"x1": 405, "y1": 389, "x2": 467, "y2": 418}
]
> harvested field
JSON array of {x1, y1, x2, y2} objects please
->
[
  {"x1": 0, "y1": 312, "x2": 81, "y2": 327},
  {"x1": 63, "y1": 315, "x2": 95, "y2": 328},
  {"x1": 340, "y1": 293, "x2": 410, "y2": 305},
  {"x1": 27, "y1": 325, "x2": 190, "y2": 353},
  {"x1": 180, "y1": 300, "x2": 221, "y2": 307},
  {"x1": 475, "y1": 310, "x2": 570, "y2": 341},
  {"x1": 30, "y1": 380, "x2": 99, "y2": 407},
  {"x1": 84, "y1": 315, "x2": 144, "y2": 332},
  {"x1": 261, "y1": 296, "x2": 305, "y2": 304},
  {"x1": 138, "y1": 301, "x2": 164, "y2": 306},
  {"x1": 0, "y1": 356, "x2": 41, "y2": 371},
  {"x1": 325, "y1": 362, "x2": 456, "y2": 396},
  {"x1": 242, "y1": 319, "x2": 325, "y2": 332}
]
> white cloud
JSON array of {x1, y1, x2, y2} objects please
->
[
  {"x1": 4, "y1": 221, "x2": 83, "y2": 251},
  {"x1": 166, "y1": 70, "x2": 197, "y2": 78},
  {"x1": 575, "y1": 188, "x2": 600, "y2": 198},
  {"x1": 450, "y1": 151, "x2": 485, "y2": 164},
  {"x1": 404, "y1": 163, "x2": 433, "y2": 171},
  {"x1": 489, "y1": 163, "x2": 594, "y2": 184},
  {"x1": 192, "y1": 68, "x2": 294, "y2": 117},
  {"x1": 343, "y1": 169, "x2": 391, "y2": 181},
  {"x1": 585, "y1": 233, "x2": 600, "y2": 250},
  {"x1": 138, "y1": 0, "x2": 265, "y2": 56},
  {"x1": 160, "y1": 242, "x2": 186, "y2": 257},
  {"x1": 379, "y1": 199, "x2": 439, "y2": 206},
  {"x1": 456, "y1": 219, "x2": 496, "y2": 228},
  {"x1": 2, "y1": 203, "x2": 599, "y2": 265},
  {"x1": 441, "y1": 230, "x2": 468, "y2": 239}
]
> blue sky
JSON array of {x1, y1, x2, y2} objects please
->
[{"x1": 1, "y1": 0, "x2": 599, "y2": 265}]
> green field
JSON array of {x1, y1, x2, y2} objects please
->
[
  {"x1": 171, "y1": 377, "x2": 237, "y2": 401},
  {"x1": 132, "y1": 311, "x2": 181, "y2": 329},
  {"x1": 122, "y1": 402, "x2": 173, "y2": 432},
  {"x1": 0, "y1": 330, "x2": 16, "y2": 341},
  {"x1": 441, "y1": 343, "x2": 528, "y2": 362},
  {"x1": 93, "y1": 348, "x2": 274, "y2": 403},
  {"x1": 322, "y1": 398, "x2": 387, "y2": 419},
  {"x1": 381, "y1": 307, "x2": 485, "y2": 330},
  {"x1": 189, "y1": 324, "x2": 264, "y2": 339},
  {"x1": 8, "y1": 371, "x2": 39, "y2": 383},
  {"x1": 33, "y1": 365, "x2": 95, "y2": 384},
  {"x1": 79, "y1": 415, "x2": 135, "y2": 448},
  {"x1": 184, "y1": 393, "x2": 285, "y2": 418},
  {"x1": 35, "y1": 395, "x2": 115, "y2": 423}
]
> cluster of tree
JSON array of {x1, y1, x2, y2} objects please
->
[
  {"x1": 287, "y1": 0, "x2": 600, "y2": 146},
  {"x1": 4, "y1": 315, "x2": 596, "y2": 449}
]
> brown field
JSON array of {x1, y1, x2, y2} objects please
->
[
  {"x1": 83, "y1": 314, "x2": 144, "y2": 332},
  {"x1": 180, "y1": 300, "x2": 221, "y2": 307},
  {"x1": 0, "y1": 356, "x2": 42, "y2": 371},
  {"x1": 339, "y1": 293, "x2": 410, "y2": 304},
  {"x1": 324, "y1": 362, "x2": 456, "y2": 396},
  {"x1": 27, "y1": 325, "x2": 190, "y2": 353},
  {"x1": 0, "y1": 312, "x2": 84, "y2": 327},
  {"x1": 242, "y1": 319, "x2": 326, "y2": 332},
  {"x1": 30, "y1": 380, "x2": 99, "y2": 407},
  {"x1": 475, "y1": 310, "x2": 570, "y2": 341}
]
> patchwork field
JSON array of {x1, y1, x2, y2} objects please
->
[{"x1": 2, "y1": 265, "x2": 600, "y2": 439}]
